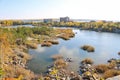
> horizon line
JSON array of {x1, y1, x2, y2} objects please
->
[{"x1": 0, "y1": 18, "x2": 119, "y2": 21}]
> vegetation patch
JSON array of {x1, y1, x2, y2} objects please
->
[
  {"x1": 26, "y1": 42, "x2": 38, "y2": 49},
  {"x1": 48, "y1": 40, "x2": 59, "y2": 44},
  {"x1": 81, "y1": 58, "x2": 94, "y2": 64},
  {"x1": 95, "y1": 64, "x2": 108, "y2": 73},
  {"x1": 41, "y1": 41, "x2": 52, "y2": 47},
  {"x1": 51, "y1": 54, "x2": 63, "y2": 60},
  {"x1": 81, "y1": 45, "x2": 95, "y2": 52},
  {"x1": 103, "y1": 70, "x2": 120, "y2": 79},
  {"x1": 55, "y1": 28, "x2": 75, "y2": 40},
  {"x1": 54, "y1": 59, "x2": 67, "y2": 68}
]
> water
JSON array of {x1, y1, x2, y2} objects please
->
[{"x1": 28, "y1": 29, "x2": 120, "y2": 74}]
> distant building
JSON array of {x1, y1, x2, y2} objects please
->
[
  {"x1": 43, "y1": 19, "x2": 53, "y2": 23},
  {"x1": 60, "y1": 17, "x2": 70, "y2": 22}
]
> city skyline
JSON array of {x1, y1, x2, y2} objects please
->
[{"x1": 0, "y1": 0, "x2": 120, "y2": 21}]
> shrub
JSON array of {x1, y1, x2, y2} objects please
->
[
  {"x1": 81, "y1": 45, "x2": 89, "y2": 50},
  {"x1": 107, "y1": 61, "x2": 116, "y2": 69},
  {"x1": 51, "y1": 54, "x2": 63, "y2": 60},
  {"x1": 103, "y1": 70, "x2": 120, "y2": 79},
  {"x1": 81, "y1": 45, "x2": 95, "y2": 52},
  {"x1": 54, "y1": 59, "x2": 67, "y2": 68},
  {"x1": 87, "y1": 47, "x2": 95, "y2": 52},
  {"x1": 81, "y1": 58, "x2": 94, "y2": 64},
  {"x1": 26, "y1": 42, "x2": 37, "y2": 49},
  {"x1": 95, "y1": 64, "x2": 108, "y2": 73}
]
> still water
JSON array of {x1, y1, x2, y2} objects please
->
[{"x1": 28, "y1": 29, "x2": 120, "y2": 74}]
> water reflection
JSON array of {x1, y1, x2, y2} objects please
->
[
  {"x1": 28, "y1": 29, "x2": 120, "y2": 73},
  {"x1": 58, "y1": 46, "x2": 81, "y2": 72},
  {"x1": 59, "y1": 46, "x2": 79, "y2": 60},
  {"x1": 34, "y1": 45, "x2": 46, "y2": 53}
]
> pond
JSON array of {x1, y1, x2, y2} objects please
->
[{"x1": 27, "y1": 29, "x2": 120, "y2": 74}]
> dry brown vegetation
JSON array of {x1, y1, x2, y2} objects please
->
[
  {"x1": 81, "y1": 45, "x2": 95, "y2": 52},
  {"x1": 55, "y1": 28, "x2": 75, "y2": 40},
  {"x1": 107, "y1": 61, "x2": 116, "y2": 69},
  {"x1": 52, "y1": 54, "x2": 67, "y2": 69},
  {"x1": 103, "y1": 70, "x2": 120, "y2": 79},
  {"x1": 54, "y1": 59, "x2": 67, "y2": 68},
  {"x1": 51, "y1": 54, "x2": 63, "y2": 60},
  {"x1": 41, "y1": 41, "x2": 52, "y2": 47},
  {"x1": 95, "y1": 64, "x2": 108, "y2": 73},
  {"x1": 3, "y1": 65, "x2": 35, "y2": 80},
  {"x1": 0, "y1": 30, "x2": 13, "y2": 57},
  {"x1": 48, "y1": 40, "x2": 59, "y2": 44},
  {"x1": 0, "y1": 29, "x2": 35, "y2": 79},
  {"x1": 25, "y1": 42, "x2": 38, "y2": 49},
  {"x1": 81, "y1": 58, "x2": 94, "y2": 64}
]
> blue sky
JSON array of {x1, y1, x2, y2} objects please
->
[{"x1": 0, "y1": 0, "x2": 120, "y2": 20}]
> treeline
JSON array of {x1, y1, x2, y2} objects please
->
[
  {"x1": 0, "y1": 20, "x2": 52, "y2": 26},
  {"x1": 53, "y1": 21, "x2": 120, "y2": 33},
  {"x1": 0, "y1": 20, "x2": 35, "y2": 26},
  {"x1": 1, "y1": 20, "x2": 120, "y2": 33},
  {"x1": 0, "y1": 20, "x2": 23, "y2": 26}
]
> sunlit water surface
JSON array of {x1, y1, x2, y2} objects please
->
[{"x1": 28, "y1": 29, "x2": 120, "y2": 73}]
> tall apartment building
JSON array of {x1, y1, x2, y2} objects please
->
[{"x1": 60, "y1": 17, "x2": 70, "y2": 22}]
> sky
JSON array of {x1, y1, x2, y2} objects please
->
[{"x1": 0, "y1": 0, "x2": 120, "y2": 20}]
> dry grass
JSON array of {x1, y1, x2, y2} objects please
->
[
  {"x1": 54, "y1": 59, "x2": 67, "y2": 68},
  {"x1": 13, "y1": 48, "x2": 31, "y2": 60},
  {"x1": 0, "y1": 30, "x2": 35, "y2": 79},
  {"x1": 81, "y1": 58, "x2": 94, "y2": 64},
  {"x1": 19, "y1": 52, "x2": 31, "y2": 60},
  {"x1": 3, "y1": 65, "x2": 35, "y2": 80},
  {"x1": 0, "y1": 31, "x2": 13, "y2": 57},
  {"x1": 51, "y1": 54, "x2": 63, "y2": 60},
  {"x1": 48, "y1": 40, "x2": 59, "y2": 44},
  {"x1": 26, "y1": 42, "x2": 37, "y2": 49},
  {"x1": 81, "y1": 45, "x2": 95, "y2": 52},
  {"x1": 57, "y1": 34, "x2": 70, "y2": 40},
  {"x1": 55, "y1": 28, "x2": 75, "y2": 40},
  {"x1": 107, "y1": 61, "x2": 116, "y2": 69},
  {"x1": 103, "y1": 70, "x2": 120, "y2": 79},
  {"x1": 87, "y1": 47, "x2": 95, "y2": 52},
  {"x1": 41, "y1": 41, "x2": 52, "y2": 47},
  {"x1": 95, "y1": 64, "x2": 108, "y2": 73}
]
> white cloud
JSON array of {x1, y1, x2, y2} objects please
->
[
  {"x1": 58, "y1": 46, "x2": 80, "y2": 60},
  {"x1": 35, "y1": 46, "x2": 46, "y2": 53}
]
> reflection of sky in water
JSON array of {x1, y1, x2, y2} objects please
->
[
  {"x1": 59, "y1": 46, "x2": 79, "y2": 59},
  {"x1": 28, "y1": 29, "x2": 120, "y2": 73}
]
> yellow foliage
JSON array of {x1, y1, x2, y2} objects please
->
[
  {"x1": 49, "y1": 68, "x2": 58, "y2": 75},
  {"x1": 0, "y1": 29, "x2": 12, "y2": 54},
  {"x1": 2, "y1": 75, "x2": 23, "y2": 80},
  {"x1": 17, "y1": 75, "x2": 23, "y2": 80}
]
